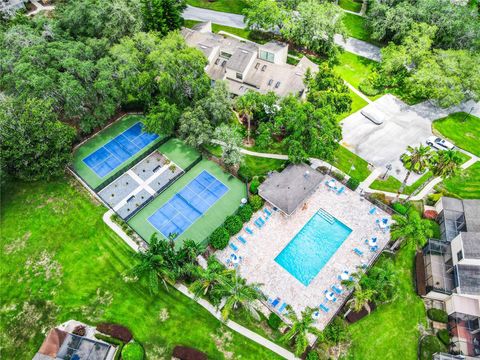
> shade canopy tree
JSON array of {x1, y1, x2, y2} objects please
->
[{"x1": 140, "y1": 0, "x2": 186, "y2": 35}]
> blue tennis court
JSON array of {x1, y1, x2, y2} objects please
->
[
  {"x1": 148, "y1": 170, "x2": 228, "y2": 239},
  {"x1": 82, "y1": 122, "x2": 159, "y2": 177}
]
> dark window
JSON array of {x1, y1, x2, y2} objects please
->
[
  {"x1": 457, "y1": 250, "x2": 463, "y2": 262},
  {"x1": 255, "y1": 63, "x2": 260, "y2": 69},
  {"x1": 236, "y1": 72, "x2": 243, "y2": 80},
  {"x1": 215, "y1": 58, "x2": 220, "y2": 65},
  {"x1": 268, "y1": 79, "x2": 273, "y2": 86},
  {"x1": 261, "y1": 65, "x2": 267, "y2": 71},
  {"x1": 220, "y1": 51, "x2": 232, "y2": 59},
  {"x1": 275, "y1": 81, "x2": 281, "y2": 88}
]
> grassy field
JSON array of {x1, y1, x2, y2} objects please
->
[
  {"x1": 239, "y1": 155, "x2": 287, "y2": 178},
  {"x1": 342, "y1": 13, "x2": 372, "y2": 43},
  {"x1": 370, "y1": 171, "x2": 433, "y2": 195},
  {"x1": 160, "y1": 138, "x2": 201, "y2": 169},
  {"x1": 339, "y1": 0, "x2": 362, "y2": 12},
  {"x1": 432, "y1": 112, "x2": 480, "y2": 156},
  {"x1": 0, "y1": 178, "x2": 280, "y2": 359},
  {"x1": 346, "y1": 246, "x2": 427, "y2": 359},
  {"x1": 72, "y1": 115, "x2": 164, "y2": 189},
  {"x1": 333, "y1": 146, "x2": 371, "y2": 181},
  {"x1": 128, "y1": 159, "x2": 247, "y2": 245},
  {"x1": 186, "y1": 0, "x2": 247, "y2": 14},
  {"x1": 438, "y1": 162, "x2": 480, "y2": 199}
]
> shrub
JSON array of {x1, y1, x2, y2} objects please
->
[
  {"x1": 249, "y1": 178, "x2": 260, "y2": 194},
  {"x1": 426, "y1": 193, "x2": 443, "y2": 206},
  {"x1": 249, "y1": 195, "x2": 264, "y2": 211},
  {"x1": 423, "y1": 210, "x2": 438, "y2": 220},
  {"x1": 238, "y1": 165, "x2": 254, "y2": 182},
  {"x1": 306, "y1": 351, "x2": 320, "y2": 360},
  {"x1": 96, "y1": 323, "x2": 133, "y2": 343},
  {"x1": 437, "y1": 329, "x2": 450, "y2": 346},
  {"x1": 427, "y1": 308, "x2": 448, "y2": 323},
  {"x1": 316, "y1": 166, "x2": 329, "y2": 174},
  {"x1": 267, "y1": 313, "x2": 282, "y2": 330},
  {"x1": 72, "y1": 325, "x2": 86, "y2": 337},
  {"x1": 359, "y1": 79, "x2": 381, "y2": 96},
  {"x1": 420, "y1": 335, "x2": 446, "y2": 360},
  {"x1": 392, "y1": 202, "x2": 408, "y2": 215},
  {"x1": 369, "y1": 192, "x2": 387, "y2": 204},
  {"x1": 331, "y1": 171, "x2": 345, "y2": 182},
  {"x1": 346, "y1": 177, "x2": 360, "y2": 191},
  {"x1": 224, "y1": 215, "x2": 243, "y2": 236},
  {"x1": 122, "y1": 341, "x2": 145, "y2": 360},
  {"x1": 323, "y1": 317, "x2": 348, "y2": 345},
  {"x1": 209, "y1": 227, "x2": 230, "y2": 250},
  {"x1": 237, "y1": 204, "x2": 253, "y2": 222}
]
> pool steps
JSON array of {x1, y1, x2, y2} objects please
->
[{"x1": 316, "y1": 208, "x2": 334, "y2": 224}]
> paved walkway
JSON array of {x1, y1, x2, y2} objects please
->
[
  {"x1": 345, "y1": 82, "x2": 372, "y2": 103},
  {"x1": 27, "y1": 0, "x2": 54, "y2": 16}
]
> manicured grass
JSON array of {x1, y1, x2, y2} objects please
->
[
  {"x1": 186, "y1": 0, "x2": 247, "y2": 14},
  {"x1": 339, "y1": 0, "x2": 362, "y2": 12},
  {"x1": 0, "y1": 178, "x2": 281, "y2": 359},
  {"x1": 432, "y1": 112, "x2": 480, "y2": 156},
  {"x1": 239, "y1": 155, "x2": 287, "y2": 178},
  {"x1": 342, "y1": 13, "x2": 372, "y2": 43},
  {"x1": 346, "y1": 247, "x2": 427, "y2": 359},
  {"x1": 370, "y1": 171, "x2": 433, "y2": 195},
  {"x1": 438, "y1": 162, "x2": 480, "y2": 199},
  {"x1": 128, "y1": 159, "x2": 247, "y2": 245},
  {"x1": 72, "y1": 115, "x2": 164, "y2": 189},
  {"x1": 332, "y1": 146, "x2": 371, "y2": 181}
]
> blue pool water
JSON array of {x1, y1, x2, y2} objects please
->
[{"x1": 275, "y1": 211, "x2": 352, "y2": 286}]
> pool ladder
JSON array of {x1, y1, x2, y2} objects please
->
[{"x1": 317, "y1": 208, "x2": 334, "y2": 224}]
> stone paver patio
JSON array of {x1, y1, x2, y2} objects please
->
[{"x1": 217, "y1": 175, "x2": 391, "y2": 330}]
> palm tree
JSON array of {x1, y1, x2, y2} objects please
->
[
  {"x1": 365, "y1": 262, "x2": 398, "y2": 303},
  {"x1": 390, "y1": 210, "x2": 434, "y2": 250},
  {"x1": 130, "y1": 235, "x2": 177, "y2": 294},
  {"x1": 397, "y1": 145, "x2": 433, "y2": 200},
  {"x1": 177, "y1": 239, "x2": 204, "y2": 265},
  {"x1": 189, "y1": 257, "x2": 234, "y2": 299},
  {"x1": 432, "y1": 149, "x2": 462, "y2": 178},
  {"x1": 346, "y1": 288, "x2": 376, "y2": 314},
  {"x1": 280, "y1": 307, "x2": 323, "y2": 356},
  {"x1": 235, "y1": 92, "x2": 256, "y2": 145},
  {"x1": 212, "y1": 274, "x2": 264, "y2": 321}
]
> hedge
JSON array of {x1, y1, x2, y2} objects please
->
[
  {"x1": 249, "y1": 194, "x2": 264, "y2": 211},
  {"x1": 237, "y1": 204, "x2": 253, "y2": 222},
  {"x1": 224, "y1": 215, "x2": 243, "y2": 236},
  {"x1": 96, "y1": 323, "x2": 133, "y2": 342},
  {"x1": 392, "y1": 202, "x2": 408, "y2": 215},
  {"x1": 427, "y1": 308, "x2": 448, "y2": 323},
  {"x1": 437, "y1": 329, "x2": 450, "y2": 346},
  {"x1": 346, "y1": 177, "x2": 360, "y2": 191},
  {"x1": 267, "y1": 313, "x2": 282, "y2": 330},
  {"x1": 249, "y1": 178, "x2": 260, "y2": 194},
  {"x1": 306, "y1": 351, "x2": 320, "y2": 360},
  {"x1": 209, "y1": 226, "x2": 230, "y2": 249},
  {"x1": 122, "y1": 341, "x2": 145, "y2": 360}
]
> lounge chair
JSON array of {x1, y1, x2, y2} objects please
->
[
  {"x1": 254, "y1": 219, "x2": 263, "y2": 229},
  {"x1": 259, "y1": 217, "x2": 266, "y2": 225},
  {"x1": 270, "y1": 297, "x2": 280, "y2": 308},
  {"x1": 237, "y1": 236, "x2": 247, "y2": 244},
  {"x1": 369, "y1": 207, "x2": 377, "y2": 215},
  {"x1": 229, "y1": 243, "x2": 239, "y2": 252},
  {"x1": 263, "y1": 208, "x2": 272, "y2": 217},
  {"x1": 353, "y1": 248, "x2": 363, "y2": 256},
  {"x1": 245, "y1": 227, "x2": 254, "y2": 235},
  {"x1": 370, "y1": 246, "x2": 378, "y2": 252},
  {"x1": 278, "y1": 302, "x2": 287, "y2": 313},
  {"x1": 320, "y1": 304, "x2": 329, "y2": 313},
  {"x1": 337, "y1": 186, "x2": 345, "y2": 195},
  {"x1": 332, "y1": 285, "x2": 343, "y2": 295}
]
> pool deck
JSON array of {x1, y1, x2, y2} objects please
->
[{"x1": 216, "y1": 175, "x2": 391, "y2": 330}]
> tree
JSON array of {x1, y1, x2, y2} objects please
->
[
  {"x1": 243, "y1": 0, "x2": 285, "y2": 32},
  {"x1": 396, "y1": 145, "x2": 433, "y2": 200},
  {"x1": 214, "y1": 124, "x2": 243, "y2": 169},
  {"x1": 390, "y1": 210, "x2": 434, "y2": 250},
  {"x1": 177, "y1": 107, "x2": 213, "y2": 149},
  {"x1": 432, "y1": 150, "x2": 462, "y2": 178},
  {"x1": 190, "y1": 257, "x2": 234, "y2": 298},
  {"x1": 235, "y1": 92, "x2": 257, "y2": 144},
  {"x1": 281, "y1": 0, "x2": 345, "y2": 56},
  {"x1": 213, "y1": 274, "x2": 264, "y2": 320},
  {"x1": 280, "y1": 307, "x2": 323, "y2": 356},
  {"x1": 144, "y1": 98, "x2": 181, "y2": 135},
  {"x1": 346, "y1": 287, "x2": 376, "y2": 314},
  {"x1": 197, "y1": 80, "x2": 232, "y2": 126},
  {"x1": 0, "y1": 97, "x2": 76, "y2": 181},
  {"x1": 141, "y1": 0, "x2": 186, "y2": 35}
]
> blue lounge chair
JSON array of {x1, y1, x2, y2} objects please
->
[
  {"x1": 264, "y1": 208, "x2": 272, "y2": 217},
  {"x1": 382, "y1": 218, "x2": 388, "y2": 224},
  {"x1": 332, "y1": 285, "x2": 343, "y2": 295},
  {"x1": 229, "y1": 243, "x2": 239, "y2": 252},
  {"x1": 337, "y1": 186, "x2": 345, "y2": 195},
  {"x1": 270, "y1": 297, "x2": 280, "y2": 308},
  {"x1": 259, "y1": 217, "x2": 266, "y2": 225},
  {"x1": 353, "y1": 248, "x2": 363, "y2": 256},
  {"x1": 254, "y1": 219, "x2": 263, "y2": 228},
  {"x1": 320, "y1": 304, "x2": 329, "y2": 313},
  {"x1": 371, "y1": 246, "x2": 378, "y2": 252},
  {"x1": 369, "y1": 207, "x2": 377, "y2": 215},
  {"x1": 278, "y1": 302, "x2": 287, "y2": 313},
  {"x1": 237, "y1": 236, "x2": 247, "y2": 244},
  {"x1": 245, "y1": 227, "x2": 254, "y2": 235}
]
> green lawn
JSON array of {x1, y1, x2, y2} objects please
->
[
  {"x1": 432, "y1": 112, "x2": 480, "y2": 156},
  {"x1": 438, "y1": 162, "x2": 480, "y2": 199},
  {"x1": 239, "y1": 155, "x2": 287, "y2": 178},
  {"x1": 333, "y1": 146, "x2": 371, "y2": 181},
  {"x1": 342, "y1": 13, "x2": 373, "y2": 43},
  {"x1": 186, "y1": 0, "x2": 247, "y2": 14},
  {"x1": 346, "y1": 247, "x2": 427, "y2": 359},
  {"x1": 0, "y1": 179, "x2": 281, "y2": 359},
  {"x1": 339, "y1": 0, "x2": 362, "y2": 12},
  {"x1": 370, "y1": 171, "x2": 433, "y2": 195}
]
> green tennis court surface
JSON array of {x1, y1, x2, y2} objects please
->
[
  {"x1": 128, "y1": 159, "x2": 247, "y2": 246},
  {"x1": 72, "y1": 115, "x2": 164, "y2": 189}
]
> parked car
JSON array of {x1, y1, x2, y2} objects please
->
[
  {"x1": 426, "y1": 136, "x2": 455, "y2": 150},
  {"x1": 361, "y1": 107, "x2": 386, "y2": 125}
]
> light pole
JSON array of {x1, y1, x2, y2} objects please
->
[
  {"x1": 383, "y1": 164, "x2": 392, "y2": 179},
  {"x1": 462, "y1": 106, "x2": 475, "y2": 122}
]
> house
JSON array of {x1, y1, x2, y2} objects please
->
[
  {"x1": 416, "y1": 197, "x2": 480, "y2": 358},
  {"x1": 33, "y1": 320, "x2": 116, "y2": 360},
  {"x1": 257, "y1": 163, "x2": 324, "y2": 216},
  {"x1": 181, "y1": 21, "x2": 318, "y2": 97}
]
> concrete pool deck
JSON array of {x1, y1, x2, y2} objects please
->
[{"x1": 217, "y1": 175, "x2": 391, "y2": 330}]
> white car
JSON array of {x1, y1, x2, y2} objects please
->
[
  {"x1": 426, "y1": 136, "x2": 455, "y2": 150},
  {"x1": 361, "y1": 107, "x2": 386, "y2": 125}
]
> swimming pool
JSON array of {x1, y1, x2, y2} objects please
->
[{"x1": 275, "y1": 209, "x2": 352, "y2": 286}]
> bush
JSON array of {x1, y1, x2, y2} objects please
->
[
  {"x1": 346, "y1": 177, "x2": 360, "y2": 191},
  {"x1": 238, "y1": 165, "x2": 254, "y2": 182},
  {"x1": 420, "y1": 335, "x2": 446, "y2": 360},
  {"x1": 437, "y1": 329, "x2": 450, "y2": 346},
  {"x1": 96, "y1": 323, "x2": 133, "y2": 343},
  {"x1": 122, "y1": 341, "x2": 145, "y2": 360},
  {"x1": 423, "y1": 210, "x2": 438, "y2": 220},
  {"x1": 72, "y1": 325, "x2": 86, "y2": 337},
  {"x1": 369, "y1": 192, "x2": 387, "y2": 204},
  {"x1": 237, "y1": 204, "x2": 253, "y2": 222},
  {"x1": 306, "y1": 351, "x2": 320, "y2": 360},
  {"x1": 209, "y1": 227, "x2": 230, "y2": 249},
  {"x1": 392, "y1": 202, "x2": 408, "y2": 215},
  {"x1": 224, "y1": 215, "x2": 243, "y2": 236},
  {"x1": 426, "y1": 193, "x2": 443, "y2": 206},
  {"x1": 427, "y1": 308, "x2": 448, "y2": 323},
  {"x1": 331, "y1": 171, "x2": 345, "y2": 182},
  {"x1": 267, "y1": 313, "x2": 282, "y2": 330},
  {"x1": 323, "y1": 317, "x2": 348, "y2": 344},
  {"x1": 250, "y1": 178, "x2": 260, "y2": 194},
  {"x1": 249, "y1": 195, "x2": 264, "y2": 211},
  {"x1": 359, "y1": 79, "x2": 381, "y2": 96}
]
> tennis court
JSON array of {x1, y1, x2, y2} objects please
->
[
  {"x1": 148, "y1": 170, "x2": 228, "y2": 238},
  {"x1": 83, "y1": 122, "x2": 158, "y2": 178}
]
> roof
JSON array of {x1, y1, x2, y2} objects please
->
[
  {"x1": 258, "y1": 164, "x2": 324, "y2": 215},
  {"x1": 446, "y1": 294, "x2": 480, "y2": 317},
  {"x1": 460, "y1": 232, "x2": 480, "y2": 259},
  {"x1": 463, "y1": 199, "x2": 480, "y2": 232},
  {"x1": 456, "y1": 264, "x2": 480, "y2": 295},
  {"x1": 259, "y1": 41, "x2": 288, "y2": 53},
  {"x1": 228, "y1": 47, "x2": 255, "y2": 72},
  {"x1": 36, "y1": 328, "x2": 68, "y2": 358}
]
